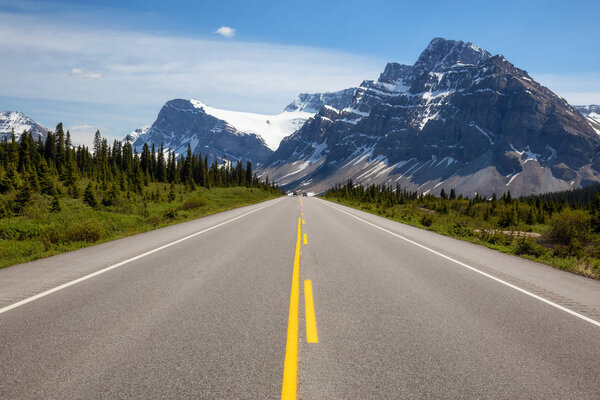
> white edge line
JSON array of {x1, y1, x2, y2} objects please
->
[
  {"x1": 320, "y1": 199, "x2": 600, "y2": 329},
  {"x1": 0, "y1": 199, "x2": 282, "y2": 316}
]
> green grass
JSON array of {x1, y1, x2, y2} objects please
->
[
  {"x1": 324, "y1": 197, "x2": 600, "y2": 280},
  {"x1": 0, "y1": 184, "x2": 281, "y2": 269}
]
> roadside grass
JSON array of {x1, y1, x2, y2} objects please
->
[
  {"x1": 324, "y1": 198, "x2": 600, "y2": 280},
  {"x1": 0, "y1": 184, "x2": 280, "y2": 269}
]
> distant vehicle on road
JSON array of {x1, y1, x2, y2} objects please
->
[
  {"x1": 293, "y1": 190, "x2": 298, "y2": 196},
  {"x1": 302, "y1": 192, "x2": 307, "y2": 197}
]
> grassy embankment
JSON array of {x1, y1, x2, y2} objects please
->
[
  {"x1": 0, "y1": 181, "x2": 280, "y2": 269},
  {"x1": 323, "y1": 195, "x2": 600, "y2": 280}
]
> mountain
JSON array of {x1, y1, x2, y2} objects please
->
[
  {"x1": 124, "y1": 126, "x2": 150, "y2": 144},
  {"x1": 128, "y1": 99, "x2": 314, "y2": 164},
  {"x1": 284, "y1": 88, "x2": 358, "y2": 113},
  {"x1": 0, "y1": 111, "x2": 49, "y2": 141},
  {"x1": 260, "y1": 38, "x2": 600, "y2": 196},
  {"x1": 575, "y1": 105, "x2": 600, "y2": 125}
]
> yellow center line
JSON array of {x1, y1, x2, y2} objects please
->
[
  {"x1": 302, "y1": 219, "x2": 305, "y2": 225},
  {"x1": 303, "y1": 233, "x2": 308, "y2": 245},
  {"x1": 281, "y1": 216, "x2": 302, "y2": 400},
  {"x1": 304, "y1": 280, "x2": 319, "y2": 343}
]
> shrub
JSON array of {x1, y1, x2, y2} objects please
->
[
  {"x1": 514, "y1": 238, "x2": 543, "y2": 257},
  {"x1": 179, "y1": 196, "x2": 208, "y2": 211},
  {"x1": 0, "y1": 222, "x2": 40, "y2": 240},
  {"x1": 544, "y1": 209, "x2": 591, "y2": 248},
  {"x1": 163, "y1": 209, "x2": 178, "y2": 219},
  {"x1": 65, "y1": 220, "x2": 102, "y2": 243},
  {"x1": 420, "y1": 215, "x2": 433, "y2": 227}
]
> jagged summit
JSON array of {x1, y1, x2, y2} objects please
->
[
  {"x1": 260, "y1": 38, "x2": 600, "y2": 196},
  {"x1": 0, "y1": 111, "x2": 49, "y2": 141},
  {"x1": 414, "y1": 38, "x2": 491, "y2": 72}
]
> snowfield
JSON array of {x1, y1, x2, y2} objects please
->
[{"x1": 190, "y1": 99, "x2": 313, "y2": 150}]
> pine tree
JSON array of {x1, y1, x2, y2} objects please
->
[
  {"x1": 245, "y1": 161, "x2": 252, "y2": 187},
  {"x1": 83, "y1": 182, "x2": 98, "y2": 208},
  {"x1": 50, "y1": 194, "x2": 61, "y2": 212},
  {"x1": 13, "y1": 180, "x2": 32, "y2": 214},
  {"x1": 0, "y1": 164, "x2": 16, "y2": 194}
]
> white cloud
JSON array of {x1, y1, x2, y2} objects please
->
[
  {"x1": 215, "y1": 26, "x2": 235, "y2": 38},
  {"x1": 67, "y1": 124, "x2": 100, "y2": 147},
  {"x1": 69, "y1": 68, "x2": 102, "y2": 79},
  {"x1": 0, "y1": 11, "x2": 383, "y2": 141}
]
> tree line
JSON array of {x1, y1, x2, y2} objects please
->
[{"x1": 0, "y1": 124, "x2": 281, "y2": 216}]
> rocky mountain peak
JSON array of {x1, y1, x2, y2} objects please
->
[
  {"x1": 377, "y1": 63, "x2": 414, "y2": 85},
  {"x1": 0, "y1": 111, "x2": 49, "y2": 141},
  {"x1": 414, "y1": 37, "x2": 491, "y2": 72}
]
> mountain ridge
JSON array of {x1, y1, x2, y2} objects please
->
[{"x1": 259, "y1": 38, "x2": 600, "y2": 196}]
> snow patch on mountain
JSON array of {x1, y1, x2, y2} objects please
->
[
  {"x1": 189, "y1": 99, "x2": 312, "y2": 150},
  {"x1": 124, "y1": 126, "x2": 150, "y2": 144}
]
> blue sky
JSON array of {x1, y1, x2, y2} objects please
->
[{"x1": 1, "y1": 0, "x2": 599, "y2": 145}]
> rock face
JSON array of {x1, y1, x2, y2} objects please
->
[
  {"x1": 260, "y1": 38, "x2": 600, "y2": 196},
  {"x1": 0, "y1": 111, "x2": 48, "y2": 141},
  {"x1": 129, "y1": 99, "x2": 274, "y2": 165}
]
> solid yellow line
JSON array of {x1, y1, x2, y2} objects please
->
[
  {"x1": 304, "y1": 280, "x2": 319, "y2": 343},
  {"x1": 303, "y1": 233, "x2": 307, "y2": 245},
  {"x1": 281, "y1": 217, "x2": 302, "y2": 400}
]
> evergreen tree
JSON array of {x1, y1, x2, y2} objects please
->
[
  {"x1": 83, "y1": 182, "x2": 98, "y2": 208},
  {"x1": 50, "y1": 194, "x2": 61, "y2": 212},
  {"x1": 13, "y1": 180, "x2": 31, "y2": 214}
]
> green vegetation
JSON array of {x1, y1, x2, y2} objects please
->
[
  {"x1": 0, "y1": 125, "x2": 282, "y2": 268},
  {"x1": 323, "y1": 180, "x2": 600, "y2": 279}
]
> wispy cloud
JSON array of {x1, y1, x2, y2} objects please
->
[
  {"x1": 69, "y1": 68, "x2": 102, "y2": 79},
  {"x1": 0, "y1": 11, "x2": 383, "y2": 140},
  {"x1": 215, "y1": 26, "x2": 235, "y2": 38}
]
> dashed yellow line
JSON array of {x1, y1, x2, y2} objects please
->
[
  {"x1": 303, "y1": 234, "x2": 308, "y2": 245},
  {"x1": 281, "y1": 217, "x2": 302, "y2": 400},
  {"x1": 302, "y1": 219, "x2": 305, "y2": 225},
  {"x1": 304, "y1": 280, "x2": 319, "y2": 343}
]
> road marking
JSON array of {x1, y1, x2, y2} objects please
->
[
  {"x1": 303, "y1": 234, "x2": 308, "y2": 245},
  {"x1": 302, "y1": 219, "x2": 305, "y2": 225},
  {"x1": 281, "y1": 216, "x2": 302, "y2": 400},
  {"x1": 301, "y1": 212, "x2": 303, "y2": 216},
  {"x1": 0, "y1": 199, "x2": 282, "y2": 316},
  {"x1": 322, "y1": 200, "x2": 600, "y2": 329},
  {"x1": 304, "y1": 280, "x2": 319, "y2": 343}
]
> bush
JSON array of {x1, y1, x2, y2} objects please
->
[
  {"x1": 163, "y1": 209, "x2": 178, "y2": 219},
  {"x1": 65, "y1": 220, "x2": 102, "y2": 243},
  {"x1": 420, "y1": 215, "x2": 433, "y2": 227},
  {"x1": 514, "y1": 238, "x2": 543, "y2": 257},
  {"x1": 179, "y1": 196, "x2": 208, "y2": 211},
  {"x1": 0, "y1": 222, "x2": 40, "y2": 240},
  {"x1": 545, "y1": 209, "x2": 591, "y2": 248}
]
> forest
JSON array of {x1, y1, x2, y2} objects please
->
[
  {"x1": 323, "y1": 180, "x2": 600, "y2": 279},
  {"x1": 0, "y1": 125, "x2": 283, "y2": 268}
]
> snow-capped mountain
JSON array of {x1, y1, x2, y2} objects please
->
[
  {"x1": 0, "y1": 111, "x2": 49, "y2": 141},
  {"x1": 129, "y1": 99, "x2": 275, "y2": 164},
  {"x1": 124, "y1": 126, "x2": 150, "y2": 144},
  {"x1": 260, "y1": 38, "x2": 600, "y2": 196},
  {"x1": 574, "y1": 105, "x2": 600, "y2": 126},
  {"x1": 284, "y1": 88, "x2": 358, "y2": 113}
]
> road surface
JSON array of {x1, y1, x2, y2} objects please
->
[{"x1": 1, "y1": 196, "x2": 599, "y2": 399}]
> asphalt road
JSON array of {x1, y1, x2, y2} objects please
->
[{"x1": 1, "y1": 196, "x2": 599, "y2": 399}]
